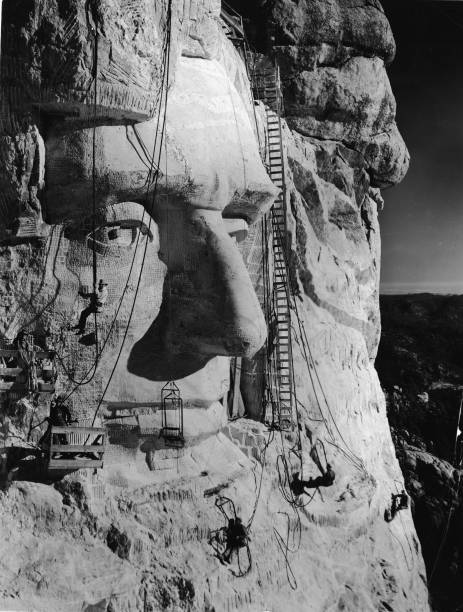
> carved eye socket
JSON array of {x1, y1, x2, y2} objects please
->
[{"x1": 87, "y1": 220, "x2": 153, "y2": 251}]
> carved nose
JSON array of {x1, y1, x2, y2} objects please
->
[
  {"x1": 127, "y1": 208, "x2": 267, "y2": 381},
  {"x1": 163, "y1": 209, "x2": 267, "y2": 359}
]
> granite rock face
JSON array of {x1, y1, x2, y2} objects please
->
[
  {"x1": 0, "y1": 1, "x2": 430, "y2": 611},
  {"x1": 269, "y1": 0, "x2": 409, "y2": 188}
]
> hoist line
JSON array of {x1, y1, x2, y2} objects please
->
[
  {"x1": 241, "y1": 36, "x2": 262, "y2": 153},
  {"x1": 89, "y1": 0, "x2": 173, "y2": 427},
  {"x1": 58, "y1": 14, "x2": 172, "y2": 401},
  {"x1": 273, "y1": 516, "x2": 298, "y2": 591},
  {"x1": 246, "y1": 425, "x2": 275, "y2": 530},
  {"x1": 392, "y1": 482, "x2": 415, "y2": 564},
  {"x1": 388, "y1": 525, "x2": 413, "y2": 573},
  {"x1": 273, "y1": 220, "x2": 365, "y2": 472},
  {"x1": 91, "y1": 22, "x2": 99, "y2": 363},
  {"x1": 63, "y1": 0, "x2": 102, "y2": 389},
  {"x1": 46, "y1": 20, "x2": 102, "y2": 390}
]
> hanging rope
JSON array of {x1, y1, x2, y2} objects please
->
[
  {"x1": 60, "y1": 5, "x2": 172, "y2": 404},
  {"x1": 273, "y1": 221, "x2": 366, "y2": 473},
  {"x1": 91, "y1": 16, "x2": 99, "y2": 359},
  {"x1": 88, "y1": 0, "x2": 173, "y2": 428}
]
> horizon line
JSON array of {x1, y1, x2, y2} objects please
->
[{"x1": 380, "y1": 281, "x2": 463, "y2": 295}]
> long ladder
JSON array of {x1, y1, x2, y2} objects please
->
[{"x1": 256, "y1": 67, "x2": 294, "y2": 430}]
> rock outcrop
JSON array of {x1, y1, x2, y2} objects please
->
[{"x1": 0, "y1": 1, "x2": 431, "y2": 611}]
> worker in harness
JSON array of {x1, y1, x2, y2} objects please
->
[
  {"x1": 290, "y1": 463, "x2": 336, "y2": 495},
  {"x1": 222, "y1": 516, "x2": 249, "y2": 564},
  {"x1": 384, "y1": 489, "x2": 409, "y2": 522},
  {"x1": 455, "y1": 428, "x2": 463, "y2": 469},
  {"x1": 75, "y1": 279, "x2": 108, "y2": 334}
]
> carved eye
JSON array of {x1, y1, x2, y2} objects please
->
[{"x1": 87, "y1": 220, "x2": 153, "y2": 251}]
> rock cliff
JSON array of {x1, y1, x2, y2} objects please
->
[{"x1": 0, "y1": 1, "x2": 430, "y2": 611}]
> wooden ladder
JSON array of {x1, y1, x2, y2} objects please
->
[{"x1": 257, "y1": 67, "x2": 294, "y2": 430}]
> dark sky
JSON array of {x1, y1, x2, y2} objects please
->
[{"x1": 379, "y1": 0, "x2": 463, "y2": 294}]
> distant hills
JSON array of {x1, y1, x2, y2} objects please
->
[
  {"x1": 378, "y1": 293, "x2": 463, "y2": 394},
  {"x1": 377, "y1": 293, "x2": 463, "y2": 612},
  {"x1": 377, "y1": 293, "x2": 463, "y2": 462}
]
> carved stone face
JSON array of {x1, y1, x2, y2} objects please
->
[
  {"x1": 42, "y1": 56, "x2": 275, "y2": 376},
  {"x1": 0, "y1": 4, "x2": 276, "y2": 426}
]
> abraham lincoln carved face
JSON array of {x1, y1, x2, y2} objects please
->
[{"x1": 0, "y1": 0, "x2": 276, "y2": 421}]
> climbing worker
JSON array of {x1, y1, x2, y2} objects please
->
[
  {"x1": 75, "y1": 279, "x2": 108, "y2": 334},
  {"x1": 396, "y1": 489, "x2": 409, "y2": 511},
  {"x1": 223, "y1": 517, "x2": 248, "y2": 563},
  {"x1": 455, "y1": 428, "x2": 463, "y2": 469},
  {"x1": 384, "y1": 490, "x2": 409, "y2": 522},
  {"x1": 290, "y1": 463, "x2": 336, "y2": 495}
]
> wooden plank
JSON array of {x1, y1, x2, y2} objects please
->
[
  {"x1": 0, "y1": 349, "x2": 52, "y2": 359},
  {"x1": 0, "y1": 349, "x2": 18, "y2": 357},
  {"x1": 38, "y1": 383, "x2": 55, "y2": 392},
  {"x1": 0, "y1": 367, "x2": 23, "y2": 375},
  {"x1": 48, "y1": 459, "x2": 103, "y2": 470},
  {"x1": 0, "y1": 381, "x2": 21, "y2": 390},
  {"x1": 49, "y1": 445, "x2": 105, "y2": 453},
  {"x1": 51, "y1": 426, "x2": 106, "y2": 435}
]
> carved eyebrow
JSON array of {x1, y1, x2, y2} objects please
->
[{"x1": 68, "y1": 202, "x2": 156, "y2": 238}]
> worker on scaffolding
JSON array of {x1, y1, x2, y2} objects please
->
[
  {"x1": 39, "y1": 394, "x2": 77, "y2": 454},
  {"x1": 290, "y1": 463, "x2": 336, "y2": 495},
  {"x1": 75, "y1": 279, "x2": 108, "y2": 335}
]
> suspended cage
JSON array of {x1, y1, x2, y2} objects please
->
[{"x1": 160, "y1": 381, "x2": 184, "y2": 447}]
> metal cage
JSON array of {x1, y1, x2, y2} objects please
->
[{"x1": 160, "y1": 381, "x2": 184, "y2": 447}]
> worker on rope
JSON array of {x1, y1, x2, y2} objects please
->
[
  {"x1": 384, "y1": 490, "x2": 409, "y2": 522},
  {"x1": 290, "y1": 463, "x2": 336, "y2": 495},
  {"x1": 75, "y1": 279, "x2": 108, "y2": 335},
  {"x1": 455, "y1": 428, "x2": 463, "y2": 469},
  {"x1": 222, "y1": 516, "x2": 249, "y2": 564}
]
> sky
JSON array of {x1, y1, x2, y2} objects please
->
[{"x1": 379, "y1": 0, "x2": 463, "y2": 294}]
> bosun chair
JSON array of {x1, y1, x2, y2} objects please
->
[{"x1": 208, "y1": 496, "x2": 252, "y2": 578}]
